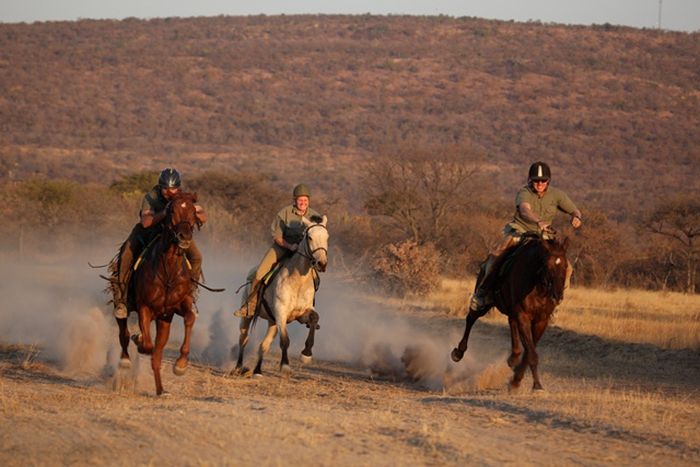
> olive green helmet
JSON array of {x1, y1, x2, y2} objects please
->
[{"x1": 293, "y1": 184, "x2": 311, "y2": 198}]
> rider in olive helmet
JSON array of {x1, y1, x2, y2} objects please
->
[
  {"x1": 468, "y1": 162, "x2": 582, "y2": 313},
  {"x1": 234, "y1": 183, "x2": 321, "y2": 318},
  {"x1": 111, "y1": 168, "x2": 207, "y2": 319}
]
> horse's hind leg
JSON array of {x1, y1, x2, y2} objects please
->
[
  {"x1": 253, "y1": 323, "x2": 277, "y2": 377},
  {"x1": 300, "y1": 311, "x2": 319, "y2": 364},
  {"x1": 451, "y1": 307, "x2": 489, "y2": 362},
  {"x1": 116, "y1": 317, "x2": 132, "y2": 368},
  {"x1": 152, "y1": 319, "x2": 172, "y2": 396},
  {"x1": 231, "y1": 318, "x2": 252, "y2": 375}
]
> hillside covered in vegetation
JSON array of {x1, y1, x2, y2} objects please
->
[{"x1": 0, "y1": 15, "x2": 698, "y2": 292}]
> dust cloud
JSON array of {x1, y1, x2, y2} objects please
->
[{"x1": 0, "y1": 246, "x2": 509, "y2": 393}]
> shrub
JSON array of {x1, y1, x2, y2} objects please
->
[{"x1": 371, "y1": 240, "x2": 441, "y2": 297}]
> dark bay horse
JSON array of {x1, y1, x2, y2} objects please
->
[
  {"x1": 116, "y1": 192, "x2": 200, "y2": 395},
  {"x1": 451, "y1": 235, "x2": 569, "y2": 391}
]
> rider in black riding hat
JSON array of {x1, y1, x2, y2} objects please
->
[
  {"x1": 112, "y1": 168, "x2": 207, "y2": 318},
  {"x1": 469, "y1": 162, "x2": 582, "y2": 313}
]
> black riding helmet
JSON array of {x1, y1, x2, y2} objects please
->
[
  {"x1": 528, "y1": 161, "x2": 551, "y2": 182},
  {"x1": 158, "y1": 168, "x2": 181, "y2": 188}
]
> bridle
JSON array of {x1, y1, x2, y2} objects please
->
[{"x1": 296, "y1": 223, "x2": 328, "y2": 272}]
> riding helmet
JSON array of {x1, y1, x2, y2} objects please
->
[
  {"x1": 528, "y1": 162, "x2": 551, "y2": 182},
  {"x1": 293, "y1": 184, "x2": 311, "y2": 198},
  {"x1": 158, "y1": 168, "x2": 181, "y2": 188}
]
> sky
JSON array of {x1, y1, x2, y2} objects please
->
[{"x1": 1, "y1": 0, "x2": 699, "y2": 32}]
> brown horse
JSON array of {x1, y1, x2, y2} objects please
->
[
  {"x1": 116, "y1": 192, "x2": 200, "y2": 396},
  {"x1": 451, "y1": 235, "x2": 569, "y2": 391}
]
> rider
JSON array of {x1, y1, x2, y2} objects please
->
[
  {"x1": 234, "y1": 183, "x2": 321, "y2": 318},
  {"x1": 112, "y1": 167, "x2": 207, "y2": 318},
  {"x1": 469, "y1": 161, "x2": 582, "y2": 313}
]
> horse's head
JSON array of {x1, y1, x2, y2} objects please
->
[
  {"x1": 540, "y1": 237, "x2": 569, "y2": 303},
  {"x1": 302, "y1": 215, "x2": 329, "y2": 272},
  {"x1": 167, "y1": 192, "x2": 198, "y2": 250}
]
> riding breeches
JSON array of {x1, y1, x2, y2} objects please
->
[{"x1": 254, "y1": 244, "x2": 288, "y2": 282}]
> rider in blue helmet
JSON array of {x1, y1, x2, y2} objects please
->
[{"x1": 112, "y1": 168, "x2": 207, "y2": 318}]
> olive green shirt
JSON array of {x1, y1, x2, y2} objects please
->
[
  {"x1": 140, "y1": 186, "x2": 168, "y2": 217},
  {"x1": 271, "y1": 205, "x2": 321, "y2": 245},
  {"x1": 508, "y1": 185, "x2": 578, "y2": 234}
]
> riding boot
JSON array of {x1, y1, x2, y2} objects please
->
[
  {"x1": 469, "y1": 255, "x2": 497, "y2": 313},
  {"x1": 234, "y1": 278, "x2": 261, "y2": 318}
]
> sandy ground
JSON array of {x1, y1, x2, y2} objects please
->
[{"x1": 1, "y1": 258, "x2": 699, "y2": 466}]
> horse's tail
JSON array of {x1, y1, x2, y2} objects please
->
[{"x1": 102, "y1": 242, "x2": 126, "y2": 303}]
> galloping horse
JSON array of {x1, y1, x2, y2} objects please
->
[
  {"x1": 451, "y1": 235, "x2": 569, "y2": 391},
  {"x1": 234, "y1": 215, "x2": 329, "y2": 377},
  {"x1": 115, "y1": 192, "x2": 200, "y2": 395}
]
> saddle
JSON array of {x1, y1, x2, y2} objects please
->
[{"x1": 250, "y1": 255, "x2": 320, "y2": 319}]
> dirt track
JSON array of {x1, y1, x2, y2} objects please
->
[
  {"x1": 1, "y1": 261, "x2": 699, "y2": 466},
  {"x1": 1, "y1": 311, "x2": 699, "y2": 466}
]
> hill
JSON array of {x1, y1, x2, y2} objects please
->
[{"x1": 1, "y1": 15, "x2": 698, "y2": 216}]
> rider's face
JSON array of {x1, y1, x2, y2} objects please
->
[
  {"x1": 532, "y1": 180, "x2": 549, "y2": 195},
  {"x1": 161, "y1": 187, "x2": 180, "y2": 200},
  {"x1": 294, "y1": 196, "x2": 309, "y2": 213}
]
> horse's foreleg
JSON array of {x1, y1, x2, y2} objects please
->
[
  {"x1": 451, "y1": 307, "x2": 489, "y2": 362},
  {"x1": 278, "y1": 321, "x2": 291, "y2": 373},
  {"x1": 116, "y1": 317, "x2": 131, "y2": 368},
  {"x1": 507, "y1": 316, "x2": 522, "y2": 368},
  {"x1": 529, "y1": 319, "x2": 549, "y2": 390},
  {"x1": 300, "y1": 311, "x2": 319, "y2": 364},
  {"x1": 253, "y1": 323, "x2": 277, "y2": 377},
  {"x1": 175, "y1": 301, "x2": 195, "y2": 376},
  {"x1": 511, "y1": 313, "x2": 540, "y2": 391},
  {"x1": 135, "y1": 306, "x2": 154, "y2": 355},
  {"x1": 152, "y1": 319, "x2": 172, "y2": 396}
]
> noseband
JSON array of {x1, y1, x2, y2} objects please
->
[{"x1": 297, "y1": 223, "x2": 328, "y2": 271}]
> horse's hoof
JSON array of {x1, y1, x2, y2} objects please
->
[
  {"x1": 450, "y1": 348, "x2": 464, "y2": 362},
  {"x1": 280, "y1": 364, "x2": 292, "y2": 374},
  {"x1": 532, "y1": 383, "x2": 545, "y2": 392},
  {"x1": 131, "y1": 333, "x2": 143, "y2": 346},
  {"x1": 252, "y1": 372, "x2": 264, "y2": 379},
  {"x1": 157, "y1": 391, "x2": 172, "y2": 397},
  {"x1": 173, "y1": 361, "x2": 187, "y2": 376},
  {"x1": 300, "y1": 353, "x2": 313, "y2": 365},
  {"x1": 118, "y1": 358, "x2": 132, "y2": 369},
  {"x1": 507, "y1": 354, "x2": 521, "y2": 368}
]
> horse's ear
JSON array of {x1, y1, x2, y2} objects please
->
[
  {"x1": 192, "y1": 192, "x2": 198, "y2": 203},
  {"x1": 321, "y1": 215, "x2": 328, "y2": 227}
]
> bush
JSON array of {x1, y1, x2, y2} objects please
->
[{"x1": 371, "y1": 240, "x2": 441, "y2": 297}]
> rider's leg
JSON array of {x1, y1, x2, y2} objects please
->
[
  {"x1": 469, "y1": 234, "x2": 519, "y2": 312},
  {"x1": 234, "y1": 245, "x2": 284, "y2": 318}
]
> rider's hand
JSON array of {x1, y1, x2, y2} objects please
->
[
  {"x1": 536, "y1": 220, "x2": 551, "y2": 232},
  {"x1": 571, "y1": 216, "x2": 582, "y2": 229}
]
